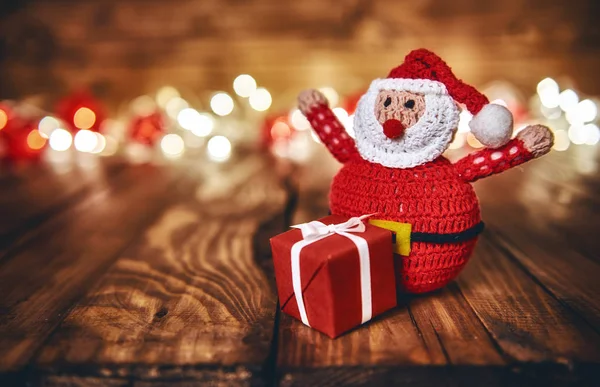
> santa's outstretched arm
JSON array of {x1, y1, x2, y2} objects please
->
[
  {"x1": 298, "y1": 89, "x2": 360, "y2": 164},
  {"x1": 454, "y1": 125, "x2": 554, "y2": 183}
]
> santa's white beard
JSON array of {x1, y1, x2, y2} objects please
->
[{"x1": 353, "y1": 89, "x2": 460, "y2": 169}]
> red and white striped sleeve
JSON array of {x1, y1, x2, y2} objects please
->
[
  {"x1": 298, "y1": 90, "x2": 360, "y2": 164},
  {"x1": 454, "y1": 125, "x2": 554, "y2": 183}
]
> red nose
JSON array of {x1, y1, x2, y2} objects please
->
[{"x1": 383, "y1": 119, "x2": 405, "y2": 139}]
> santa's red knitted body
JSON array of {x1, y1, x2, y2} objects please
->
[{"x1": 299, "y1": 49, "x2": 553, "y2": 294}]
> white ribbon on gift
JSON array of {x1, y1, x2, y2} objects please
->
[{"x1": 290, "y1": 214, "x2": 375, "y2": 327}]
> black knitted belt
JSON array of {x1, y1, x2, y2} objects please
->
[{"x1": 393, "y1": 221, "x2": 485, "y2": 244}]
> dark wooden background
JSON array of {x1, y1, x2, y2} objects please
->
[{"x1": 1, "y1": 0, "x2": 600, "y2": 110}]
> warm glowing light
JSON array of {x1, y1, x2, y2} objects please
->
[
  {"x1": 91, "y1": 132, "x2": 106, "y2": 154},
  {"x1": 156, "y1": 86, "x2": 180, "y2": 108},
  {"x1": 177, "y1": 108, "x2": 199, "y2": 130},
  {"x1": 568, "y1": 124, "x2": 587, "y2": 145},
  {"x1": 207, "y1": 135, "x2": 232, "y2": 162},
  {"x1": 559, "y1": 89, "x2": 579, "y2": 112},
  {"x1": 584, "y1": 124, "x2": 600, "y2": 146},
  {"x1": 126, "y1": 143, "x2": 151, "y2": 163},
  {"x1": 210, "y1": 92, "x2": 234, "y2": 116},
  {"x1": 537, "y1": 77, "x2": 560, "y2": 108},
  {"x1": 346, "y1": 114, "x2": 355, "y2": 138},
  {"x1": 319, "y1": 87, "x2": 339, "y2": 107},
  {"x1": 49, "y1": 128, "x2": 73, "y2": 151},
  {"x1": 130, "y1": 95, "x2": 156, "y2": 116},
  {"x1": 161, "y1": 134, "x2": 185, "y2": 157},
  {"x1": 192, "y1": 114, "x2": 215, "y2": 137},
  {"x1": 27, "y1": 130, "x2": 46, "y2": 150},
  {"x1": 248, "y1": 88, "x2": 272, "y2": 112},
  {"x1": 541, "y1": 106, "x2": 562, "y2": 120},
  {"x1": 286, "y1": 135, "x2": 313, "y2": 163},
  {"x1": 271, "y1": 121, "x2": 291, "y2": 139},
  {"x1": 565, "y1": 109, "x2": 580, "y2": 125},
  {"x1": 177, "y1": 108, "x2": 214, "y2": 137},
  {"x1": 333, "y1": 107, "x2": 354, "y2": 133},
  {"x1": 490, "y1": 99, "x2": 508, "y2": 107},
  {"x1": 99, "y1": 119, "x2": 125, "y2": 139},
  {"x1": 73, "y1": 107, "x2": 96, "y2": 130},
  {"x1": 165, "y1": 97, "x2": 189, "y2": 119},
  {"x1": 74, "y1": 129, "x2": 99, "y2": 152},
  {"x1": 458, "y1": 110, "x2": 473, "y2": 133},
  {"x1": 310, "y1": 130, "x2": 321, "y2": 144},
  {"x1": 0, "y1": 109, "x2": 7, "y2": 130},
  {"x1": 553, "y1": 130, "x2": 570, "y2": 151},
  {"x1": 289, "y1": 109, "x2": 311, "y2": 131},
  {"x1": 449, "y1": 133, "x2": 467, "y2": 149},
  {"x1": 38, "y1": 116, "x2": 60, "y2": 138},
  {"x1": 466, "y1": 133, "x2": 483, "y2": 148},
  {"x1": 271, "y1": 138, "x2": 289, "y2": 159},
  {"x1": 233, "y1": 74, "x2": 257, "y2": 98},
  {"x1": 576, "y1": 99, "x2": 597, "y2": 123},
  {"x1": 566, "y1": 99, "x2": 598, "y2": 125},
  {"x1": 101, "y1": 135, "x2": 118, "y2": 156},
  {"x1": 537, "y1": 77, "x2": 559, "y2": 96},
  {"x1": 333, "y1": 107, "x2": 349, "y2": 125}
]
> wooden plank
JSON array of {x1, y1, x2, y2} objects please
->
[
  {"x1": 276, "y1": 365, "x2": 598, "y2": 387},
  {"x1": 0, "y1": 160, "x2": 126, "y2": 256},
  {"x1": 31, "y1": 155, "x2": 291, "y2": 386},
  {"x1": 473, "y1": 151, "x2": 600, "y2": 330},
  {"x1": 0, "y1": 164, "x2": 92, "y2": 234},
  {"x1": 458, "y1": 235, "x2": 600, "y2": 363},
  {"x1": 4, "y1": 0, "x2": 600, "y2": 104},
  {"x1": 515, "y1": 150, "x2": 600, "y2": 262},
  {"x1": 405, "y1": 283, "x2": 504, "y2": 366},
  {"x1": 0, "y1": 163, "x2": 181, "y2": 374}
]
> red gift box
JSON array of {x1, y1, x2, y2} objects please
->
[{"x1": 270, "y1": 214, "x2": 396, "y2": 338}]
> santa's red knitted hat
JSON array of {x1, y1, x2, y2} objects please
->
[{"x1": 381, "y1": 49, "x2": 513, "y2": 148}]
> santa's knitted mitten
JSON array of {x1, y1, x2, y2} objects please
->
[{"x1": 298, "y1": 90, "x2": 360, "y2": 163}]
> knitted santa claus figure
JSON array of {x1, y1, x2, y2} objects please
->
[{"x1": 298, "y1": 49, "x2": 554, "y2": 294}]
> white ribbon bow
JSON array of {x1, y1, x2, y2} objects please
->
[{"x1": 289, "y1": 214, "x2": 375, "y2": 327}]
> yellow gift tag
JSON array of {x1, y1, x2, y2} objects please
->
[{"x1": 369, "y1": 219, "x2": 412, "y2": 256}]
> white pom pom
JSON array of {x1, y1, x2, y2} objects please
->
[{"x1": 469, "y1": 104, "x2": 513, "y2": 148}]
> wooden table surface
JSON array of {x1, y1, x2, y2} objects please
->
[{"x1": 0, "y1": 146, "x2": 599, "y2": 386}]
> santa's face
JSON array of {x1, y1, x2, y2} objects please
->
[
  {"x1": 374, "y1": 90, "x2": 426, "y2": 139},
  {"x1": 353, "y1": 79, "x2": 460, "y2": 168}
]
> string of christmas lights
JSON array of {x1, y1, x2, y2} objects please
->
[{"x1": 0, "y1": 75, "x2": 598, "y2": 168}]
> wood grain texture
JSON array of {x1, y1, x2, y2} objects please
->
[
  {"x1": 32, "y1": 155, "x2": 291, "y2": 386},
  {"x1": 458, "y1": 235, "x2": 600, "y2": 362},
  {"x1": 510, "y1": 149, "x2": 600, "y2": 262},
  {"x1": 1, "y1": 0, "x2": 600, "y2": 107},
  {"x1": 474, "y1": 155, "x2": 600, "y2": 331},
  {"x1": 405, "y1": 283, "x2": 504, "y2": 366},
  {"x1": 0, "y1": 160, "x2": 126, "y2": 256},
  {"x1": 0, "y1": 163, "x2": 181, "y2": 373}
]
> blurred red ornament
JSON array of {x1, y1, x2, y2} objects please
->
[
  {"x1": 0, "y1": 114, "x2": 47, "y2": 163},
  {"x1": 129, "y1": 112, "x2": 165, "y2": 146},
  {"x1": 507, "y1": 101, "x2": 529, "y2": 124},
  {"x1": 56, "y1": 90, "x2": 106, "y2": 132},
  {"x1": 261, "y1": 114, "x2": 293, "y2": 149},
  {"x1": 341, "y1": 91, "x2": 364, "y2": 114}
]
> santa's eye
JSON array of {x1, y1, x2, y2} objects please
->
[
  {"x1": 383, "y1": 97, "x2": 392, "y2": 108},
  {"x1": 404, "y1": 99, "x2": 415, "y2": 109}
]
